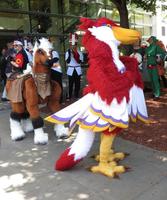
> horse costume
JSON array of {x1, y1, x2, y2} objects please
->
[
  {"x1": 6, "y1": 38, "x2": 68, "y2": 144},
  {"x1": 45, "y1": 17, "x2": 149, "y2": 177}
]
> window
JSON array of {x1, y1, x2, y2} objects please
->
[
  {"x1": 162, "y1": 26, "x2": 165, "y2": 36},
  {"x1": 0, "y1": 0, "x2": 24, "y2": 9}
]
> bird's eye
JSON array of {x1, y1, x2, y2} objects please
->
[{"x1": 106, "y1": 24, "x2": 112, "y2": 28}]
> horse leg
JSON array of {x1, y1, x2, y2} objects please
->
[
  {"x1": 31, "y1": 117, "x2": 48, "y2": 145},
  {"x1": 48, "y1": 81, "x2": 69, "y2": 138},
  {"x1": 10, "y1": 103, "x2": 26, "y2": 141},
  {"x1": 24, "y1": 78, "x2": 48, "y2": 144},
  {"x1": 5, "y1": 79, "x2": 26, "y2": 141},
  {"x1": 21, "y1": 111, "x2": 34, "y2": 133}
]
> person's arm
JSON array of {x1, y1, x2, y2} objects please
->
[
  {"x1": 10, "y1": 61, "x2": 19, "y2": 67},
  {"x1": 65, "y1": 49, "x2": 71, "y2": 64},
  {"x1": 156, "y1": 45, "x2": 166, "y2": 60},
  {"x1": 52, "y1": 51, "x2": 59, "y2": 62},
  {"x1": 79, "y1": 51, "x2": 84, "y2": 63},
  {"x1": 11, "y1": 53, "x2": 24, "y2": 68},
  {"x1": 52, "y1": 57, "x2": 59, "y2": 63},
  {"x1": 48, "y1": 51, "x2": 59, "y2": 67}
]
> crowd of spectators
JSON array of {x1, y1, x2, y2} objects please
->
[
  {"x1": 0, "y1": 35, "x2": 85, "y2": 103},
  {"x1": 130, "y1": 36, "x2": 167, "y2": 100},
  {"x1": 0, "y1": 34, "x2": 166, "y2": 104}
]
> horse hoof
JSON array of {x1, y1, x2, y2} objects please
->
[
  {"x1": 34, "y1": 133, "x2": 48, "y2": 145},
  {"x1": 58, "y1": 135, "x2": 69, "y2": 139},
  {"x1": 14, "y1": 136, "x2": 25, "y2": 141},
  {"x1": 21, "y1": 119, "x2": 33, "y2": 133},
  {"x1": 34, "y1": 140, "x2": 48, "y2": 145},
  {"x1": 54, "y1": 125, "x2": 69, "y2": 138},
  {"x1": 35, "y1": 141, "x2": 48, "y2": 145},
  {"x1": 11, "y1": 133, "x2": 25, "y2": 141}
]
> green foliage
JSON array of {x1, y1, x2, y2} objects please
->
[
  {"x1": 129, "y1": 0, "x2": 156, "y2": 14},
  {"x1": 127, "y1": 0, "x2": 166, "y2": 14},
  {"x1": 5, "y1": 0, "x2": 24, "y2": 9},
  {"x1": 111, "y1": 0, "x2": 166, "y2": 15}
]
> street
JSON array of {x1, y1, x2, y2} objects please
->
[{"x1": 0, "y1": 103, "x2": 167, "y2": 200}]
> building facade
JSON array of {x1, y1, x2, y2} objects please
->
[
  {"x1": 152, "y1": 1, "x2": 167, "y2": 46},
  {"x1": 0, "y1": 0, "x2": 166, "y2": 53}
]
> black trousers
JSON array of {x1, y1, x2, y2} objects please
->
[
  {"x1": 51, "y1": 70, "x2": 62, "y2": 87},
  {"x1": 68, "y1": 70, "x2": 81, "y2": 99}
]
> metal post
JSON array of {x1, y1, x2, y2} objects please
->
[{"x1": 27, "y1": 0, "x2": 32, "y2": 33}]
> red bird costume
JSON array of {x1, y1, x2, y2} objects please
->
[{"x1": 45, "y1": 18, "x2": 149, "y2": 177}]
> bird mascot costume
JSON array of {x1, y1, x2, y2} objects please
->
[{"x1": 45, "y1": 17, "x2": 149, "y2": 178}]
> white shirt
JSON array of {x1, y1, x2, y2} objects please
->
[
  {"x1": 24, "y1": 49, "x2": 33, "y2": 74},
  {"x1": 65, "y1": 49, "x2": 83, "y2": 76},
  {"x1": 24, "y1": 49, "x2": 33, "y2": 63},
  {"x1": 51, "y1": 51, "x2": 62, "y2": 73}
]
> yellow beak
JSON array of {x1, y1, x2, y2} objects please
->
[{"x1": 112, "y1": 26, "x2": 141, "y2": 45}]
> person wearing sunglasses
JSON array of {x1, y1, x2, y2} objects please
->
[{"x1": 11, "y1": 40, "x2": 29, "y2": 73}]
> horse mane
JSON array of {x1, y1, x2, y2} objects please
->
[
  {"x1": 33, "y1": 37, "x2": 53, "y2": 73},
  {"x1": 33, "y1": 37, "x2": 53, "y2": 53},
  {"x1": 33, "y1": 37, "x2": 53, "y2": 66}
]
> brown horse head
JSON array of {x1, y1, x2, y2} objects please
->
[{"x1": 33, "y1": 38, "x2": 53, "y2": 73}]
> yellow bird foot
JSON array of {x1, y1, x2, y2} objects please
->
[
  {"x1": 108, "y1": 161, "x2": 117, "y2": 167},
  {"x1": 111, "y1": 152, "x2": 126, "y2": 161},
  {"x1": 93, "y1": 151, "x2": 127, "y2": 162},
  {"x1": 90, "y1": 163, "x2": 126, "y2": 178}
]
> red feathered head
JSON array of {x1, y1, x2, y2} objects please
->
[
  {"x1": 78, "y1": 17, "x2": 141, "y2": 45},
  {"x1": 78, "y1": 18, "x2": 142, "y2": 104},
  {"x1": 79, "y1": 17, "x2": 118, "y2": 30}
]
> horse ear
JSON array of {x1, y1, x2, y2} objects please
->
[
  {"x1": 37, "y1": 39, "x2": 40, "y2": 46},
  {"x1": 35, "y1": 36, "x2": 40, "y2": 46}
]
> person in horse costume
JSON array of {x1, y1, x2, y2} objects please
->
[
  {"x1": 45, "y1": 17, "x2": 150, "y2": 178},
  {"x1": 6, "y1": 38, "x2": 68, "y2": 144}
]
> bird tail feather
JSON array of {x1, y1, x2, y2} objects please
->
[{"x1": 55, "y1": 128, "x2": 95, "y2": 171}]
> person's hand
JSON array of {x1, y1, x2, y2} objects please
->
[
  {"x1": 10, "y1": 61, "x2": 15, "y2": 65},
  {"x1": 48, "y1": 51, "x2": 52, "y2": 59},
  {"x1": 53, "y1": 63, "x2": 59, "y2": 68},
  {"x1": 143, "y1": 55, "x2": 147, "y2": 60},
  {"x1": 11, "y1": 61, "x2": 19, "y2": 68}
]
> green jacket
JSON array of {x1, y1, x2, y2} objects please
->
[{"x1": 146, "y1": 43, "x2": 166, "y2": 66}]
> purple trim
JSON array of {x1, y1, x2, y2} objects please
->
[
  {"x1": 69, "y1": 120, "x2": 78, "y2": 129},
  {"x1": 96, "y1": 122, "x2": 110, "y2": 127},
  {"x1": 90, "y1": 105, "x2": 128, "y2": 125},
  {"x1": 78, "y1": 115, "x2": 110, "y2": 128},
  {"x1": 131, "y1": 109, "x2": 136, "y2": 118},
  {"x1": 130, "y1": 107, "x2": 148, "y2": 120},
  {"x1": 51, "y1": 112, "x2": 78, "y2": 122},
  {"x1": 137, "y1": 109, "x2": 148, "y2": 119},
  {"x1": 69, "y1": 123, "x2": 76, "y2": 131},
  {"x1": 69, "y1": 115, "x2": 88, "y2": 129}
]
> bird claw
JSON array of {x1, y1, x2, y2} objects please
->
[
  {"x1": 124, "y1": 166, "x2": 132, "y2": 172},
  {"x1": 124, "y1": 152, "x2": 130, "y2": 157},
  {"x1": 85, "y1": 166, "x2": 92, "y2": 171},
  {"x1": 114, "y1": 173, "x2": 120, "y2": 179},
  {"x1": 90, "y1": 154, "x2": 96, "y2": 159}
]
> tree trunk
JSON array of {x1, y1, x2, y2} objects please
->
[
  {"x1": 112, "y1": 0, "x2": 132, "y2": 55},
  {"x1": 118, "y1": 5, "x2": 129, "y2": 28},
  {"x1": 112, "y1": 0, "x2": 129, "y2": 28}
]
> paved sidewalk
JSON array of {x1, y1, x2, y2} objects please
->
[
  {"x1": 0, "y1": 99, "x2": 11, "y2": 111},
  {"x1": 0, "y1": 107, "x2": 167, "y2": 200}
]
